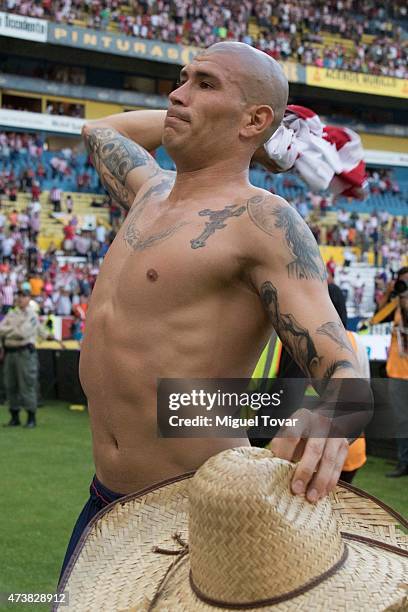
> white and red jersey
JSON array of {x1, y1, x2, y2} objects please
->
[{"x1": 264, "y1": 104, "x2": 367, "y2": 199}]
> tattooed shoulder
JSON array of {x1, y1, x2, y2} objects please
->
[
  {"x1": 247, "y1": 194, "x2": 280, "y2": 236},
  {"x1": 248, "y1": 196, "x2": 326, "y2": 283}
]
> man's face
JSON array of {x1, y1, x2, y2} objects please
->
[{"x1": 163, "y1": 53, "x2": 248, "y2": 166}]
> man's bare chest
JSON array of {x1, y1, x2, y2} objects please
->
[
  {"x1": 123, "y1": 185, "x2": 247, "y2": 254},
  {"x1": 92, "y1": 197, "x2": 250, "y2": 313}
]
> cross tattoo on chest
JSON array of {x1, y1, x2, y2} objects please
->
[{"x1": 190, "y1": 204, "x2": 246, "y2": 249}]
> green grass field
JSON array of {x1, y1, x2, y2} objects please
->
[{"x1": 0, "y1": 401, "x2": 407, "y2": 611}]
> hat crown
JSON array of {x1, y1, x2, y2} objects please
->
[{"x1": 189, "y1": 447, "x2": 344, "y2": 605}]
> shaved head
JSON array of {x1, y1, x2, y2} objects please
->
[
  {"x1": 165, "y1": 41, "x2": 289, "y2": 169},
  {"x1": 198, "y1": 42, "x2": 289, "y2": 141}
]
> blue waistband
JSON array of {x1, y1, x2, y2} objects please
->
[{"x1": 90, "y1": 475, "x2": 125, "y2": 506}]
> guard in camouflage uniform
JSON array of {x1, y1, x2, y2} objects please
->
[{"x1": 0, "y1": 289, "x2": 51, "y2": 428}]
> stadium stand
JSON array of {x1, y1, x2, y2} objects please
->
[
  {"x1": 0, "y1": 132, "x2": 100, "y2": 193},
  {"x1": 1, "y1": 0, "x2": 407, "y2": 77}
]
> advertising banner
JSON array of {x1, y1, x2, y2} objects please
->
[
  {"x1": 306, "y1": 66, "x2": 408, "y2": 99},
  {"x1": 280, "y1": 61, "x2": 306, "y2": 84},
  {"x1": 0, "y1": 11, "x2": 47, "y2": 42},
  {"x1": 0, "y1": 108, "x2": 84, "y2": 134},
  {"x1": 47, "y1": 23, "x2": 198, "y2": 65}
]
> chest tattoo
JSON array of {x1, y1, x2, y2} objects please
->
[
  {"x1": 124, "y1": 177, "x2": 185, "y2": 252},
  {"x1": 190, "y1": 204, "x2": 246, "y2": 249},
  {"x1": 127, "y1": 222, "x2": 187, "y2": 251},
  {"x1": 125, "y1": 186, "x2": 247, "y2": 252}
]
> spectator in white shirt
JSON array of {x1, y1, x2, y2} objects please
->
[
  {"x1": 0, "y1": 209, "x2": 6, "y2": 230},
  {"x1": 95, "y1": 222, "x2": 106, "y2": 244},
  {"x1": 50, "y1": 186, "x2": 62, "y2": 213},
  {"x1": 55, "y1": 289, "x2": 72, "y2": 316},
  {"x1": 3, "y1": 236, "x2": 15, "y2": 262},
  {"x1": 74, "y1": 233, "x2": 91, "y2": 256}
]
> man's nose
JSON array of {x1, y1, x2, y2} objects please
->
[{"x1": 169, "y1": 82, "x2": 189, "y2": 106}]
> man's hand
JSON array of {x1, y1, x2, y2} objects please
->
[{"x1": 270, "y1": 408, "x2": 349, "y2": 503}]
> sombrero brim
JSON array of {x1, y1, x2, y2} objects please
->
[{"x1": 56, "y1": 473, "x2": 408, "y2": 612}]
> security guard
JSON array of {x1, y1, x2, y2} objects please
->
[{"x1": 0, "y1": 288, "x2": 51, "y2": 428}]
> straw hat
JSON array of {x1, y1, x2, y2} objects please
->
[{"x1": 57, "y1": 447, "x2": 408, "y2": 611}]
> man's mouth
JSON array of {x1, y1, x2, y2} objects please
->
[{"x1": 166, "y1": 110, "x2": 190, "y2": 123}]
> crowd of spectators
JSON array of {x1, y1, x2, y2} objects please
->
[
  {"x1": 46, "y1": 102, "x2": 84, "y2": 118},
  {"x1": 0, "y1": 254, "x2": 97, "y2": 339},
  {"x1": 0, "y1": 192, "x2": 115, "y2": 340},
  {"x1": 323, "y1": 208, "x2": 407, "y2": 272},
  {"x1": 1, "y1": 0, "x2": 406, "y2": 78},
  {"x1": 0, "y1": 132, "x2": 95, "y2": 193},
  {"x1": 367, "y1": 169, "x2": 402, "y2": 197},
  {"x1": 253, "y1": 1, "x2": 407, "y2": 78}
]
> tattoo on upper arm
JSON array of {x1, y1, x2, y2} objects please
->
[
  {"x1": 261, "y1": 281, "x2": 321, "y2": 377},
  {"x1": 316, "y1": 322, "x2": 354, "y2": 354},
  {"x1": 190, "y1": 204, "x2": 246, "y2": 249},
  {"x1": 248, "y1": 197, "x2": 327, "y2": 282},
  {"x1": 323, "y1": 360, "x2": 354, "y2": 379},
  {"x1": 84, "y1": 126, "x2": 157, "y2": 211}
]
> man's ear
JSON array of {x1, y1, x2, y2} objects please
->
[{"x1": 239, "y1": 105, "x2": 274, "y2": 140}]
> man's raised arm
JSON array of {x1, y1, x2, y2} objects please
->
[
  {"x1": 81, "y1": 110, "x2": 167, "y2": 211},
  {"x1": 246, "y1": 193, "x2": 372, "y2": 501}
]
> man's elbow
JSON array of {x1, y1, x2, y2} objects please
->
[
  {"x1": 81, "y1": 121, "x2": 98, "y2": 142},
  {"x1": 81, "y1": 122, "x2": 91, "y2": 146},
  {"x1": 81, "y1": 119, "x2": 104, "y2": 139}
]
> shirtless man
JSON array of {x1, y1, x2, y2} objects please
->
[{"x1": 59, "y1": 43, "x2": 364, "y2": 580}]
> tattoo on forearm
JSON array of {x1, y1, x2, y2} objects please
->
[
  {"x1": 190, "y1": 204, "x2": 246, "y2": 249},
  {"x1": 323, "y1": 360, "x2": 355, "y2": 379},
  {"x1": 261, "y1": 281, "x2": 321, "y2": 377},
  {"x1": 84, "y1": 126, "x2": 156, "y2": 210},
  {"x1": 248, "y1": 197, "x2": 326, "y2": 282},
  {"x1": 124, "y1": 176, "x2": 182, "y2": 251},
  {"x1": 316, "y1": 322, "x2": 354, "y2": 354}
]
